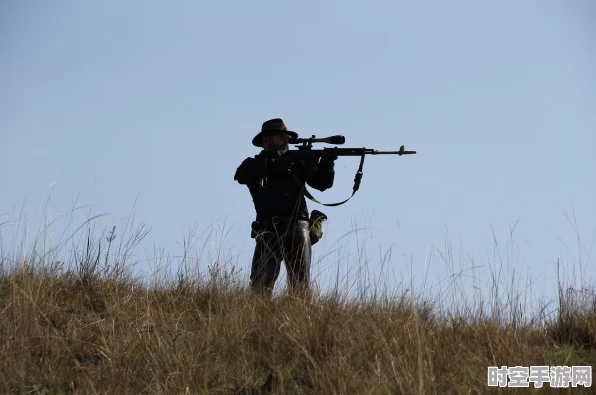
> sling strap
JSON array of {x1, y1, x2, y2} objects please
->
[{"x1": 292, "y1": 152, "x2": 366, "y2": 207}]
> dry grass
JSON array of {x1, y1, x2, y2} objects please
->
[{"x1": 0, "y1": 214, "x2": 594, "y2": 394}]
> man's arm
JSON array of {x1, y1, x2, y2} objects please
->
[
  {"x1": 234, "y1": 154, "x2": 291, "y2": 185},
  {"x1": 305, "y1": 156, "x2": 336, "y2": 191},
  {"x1": 234, "y1": 157, "x2": 265, "y2": 185}
]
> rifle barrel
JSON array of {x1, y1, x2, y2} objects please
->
[
  {"x1": 288, "y1": 146, "x2": 416, "y2": 157},
  {"x1": 373, "y1": 150, "x2": 417, "y2": 155},
  {"x1": 330, "y1": 146, "x2": 417, "y2": 156}
]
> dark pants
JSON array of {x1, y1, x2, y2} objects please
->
[{"x1": 250, "y1": 220, "x2": 312, "y2": 296}]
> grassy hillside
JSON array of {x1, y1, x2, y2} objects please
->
[{"x1": 0, "y1": 222, "x2": 594, "y2": 394}]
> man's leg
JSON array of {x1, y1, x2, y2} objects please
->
[
  {"x1": 250, "y1": 230, "x2": 283, "y2": 296},
  {"x1": 282, "y1": 220, "x2": 312, "y2": 297}
]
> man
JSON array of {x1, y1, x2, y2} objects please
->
[{"x1": 234, "y1": 118, "x2": 337, "y2": 297}]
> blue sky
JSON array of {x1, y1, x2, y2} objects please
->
[{"x1": 1, "y1": 0, "x2": 595, "y2": 307}]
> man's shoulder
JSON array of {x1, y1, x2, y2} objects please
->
[
  {"x1": 237, "y1": 154, "x2": 264, "y2": 169},
  {"x1": 242, "y1": 150, "x2": 270, "y2": 160},
  {"x1": 240, "y1": 154, "x2": 258, "y2": 163}
]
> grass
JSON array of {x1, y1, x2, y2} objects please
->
[{"x1": 0, "y1": 208, "x2": 594, "y2": 394}]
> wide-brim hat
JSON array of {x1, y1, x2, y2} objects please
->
[{"x1": 252, "y1": 118, "x2": 298, "y2": 147}]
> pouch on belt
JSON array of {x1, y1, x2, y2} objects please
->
[{"x1": 309, "y1": 210, "x2": 328, "y2": 245}]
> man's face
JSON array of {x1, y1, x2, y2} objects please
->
[{"x1": 264, "y1": 133, "x2": 290, "y2": 154}]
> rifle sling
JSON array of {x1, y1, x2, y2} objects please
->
[{"x1": 291, "y1": 153, "x2": 366, "y2": 207}]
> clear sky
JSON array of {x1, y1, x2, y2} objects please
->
[{"x1": 1, "y1": 0, "x2": 595, "y2": 309}]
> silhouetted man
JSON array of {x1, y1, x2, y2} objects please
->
[{"x1": 234, "y1": 118, "x2": 337, "y2": 297}]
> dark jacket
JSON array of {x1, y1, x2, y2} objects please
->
[{"x1": 234, "y1": 150, "x2": 335, "y2": 220}]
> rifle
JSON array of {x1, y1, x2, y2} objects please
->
[{"x1": 284, "y1": 134, "x2": 416, "y2": 207}]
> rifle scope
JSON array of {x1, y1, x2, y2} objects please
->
[{"x1": 290, "y1": 135, "x2": 345, "y2": 145}]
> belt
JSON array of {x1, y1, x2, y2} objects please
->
[{"x1": 257, "y1": 216, "x2": 309, "y2": 225}]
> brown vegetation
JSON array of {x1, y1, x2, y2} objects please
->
[{"x1": 0, "y1": 220, "x2": 594, "y2": 394}]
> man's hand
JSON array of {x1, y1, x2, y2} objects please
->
[
  {"x1": 324, "y1": 150, "x2": 339, "y2": 162},
  {"x1": 318, "y1": 150, "x2": 338, "y2": 169}
]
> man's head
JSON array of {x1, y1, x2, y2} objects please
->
[
  {"x1": 252, "y1": 118, "x2": 298, "y2": 154},
  {"x1": 262, "y1": 133, "x2": 290, "y2": 154}
]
